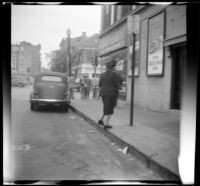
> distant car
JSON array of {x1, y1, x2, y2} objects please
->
[
  {"x1": 29, "y1": 72, "x2": 71, "y2": 111},
  {"x1": 11, "y1": 76, "x2": 28, "y2": 87}
]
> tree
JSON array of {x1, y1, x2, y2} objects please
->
[{"x1": 45, "y1": 49, "x2": 67, "y2": 73}]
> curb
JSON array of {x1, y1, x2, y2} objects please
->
[{"x1": 69, "y1": 105, "x2": 181, "y2": 182}]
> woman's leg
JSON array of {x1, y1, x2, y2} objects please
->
[
  {"x1": 104, "y1": 96, "x2": 116, "y2": 128},
  {"x1": 98, "y1": 96, "x2": 105, "y2": 125},
  {"x1": 105, "y1": 114, "x2": 112, "y2": 126}
]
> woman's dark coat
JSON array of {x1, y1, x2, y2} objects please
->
[{"x1": 99, "y1": 69, "x2": 121, "y2": 96}]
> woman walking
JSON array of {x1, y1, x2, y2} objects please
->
[{"x1": 98, "y1": 60, "x2": 121, "y2": 130}]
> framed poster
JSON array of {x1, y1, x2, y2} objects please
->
[{"x1": 147, "y1": 11, "x2": 164, "y2": 76}]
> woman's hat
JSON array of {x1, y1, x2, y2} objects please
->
[{"x1": 106, "y1": 60, "x2": 117, "y2": 69}]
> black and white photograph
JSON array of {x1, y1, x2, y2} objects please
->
[{"x1": 3, "y1": 2, "x2": 198, "y2": 185}]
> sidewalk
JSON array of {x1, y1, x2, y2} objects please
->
[{"x1": 70, "y1": 92, "x2": 180, "y2": 181}]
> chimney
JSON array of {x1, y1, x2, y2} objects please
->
[{"x1": 82, "y1": 32, "x2": 86, "y2": 40}]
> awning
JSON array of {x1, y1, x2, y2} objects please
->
[{"x1": 99, "y1": 48, "x2": 127, "y2": 66}]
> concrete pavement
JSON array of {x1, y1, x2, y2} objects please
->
[{"x1": 69, "y1": 92, "x2": 181, "y2": 181}]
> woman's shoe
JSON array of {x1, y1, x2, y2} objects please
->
[
  {"x1": 104, "y1": 125, "x2": 112, "y2": 129},
  {"x1": 98, "y1": 120, "x2": 104, "y2": 126}
]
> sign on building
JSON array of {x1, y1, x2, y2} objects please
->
[
  {"x1": 127, "y1": 14, "x2": 140, "y2": 76},
  {"x1": 147, "y1": 12, "x2": 164, "y2": 76}
]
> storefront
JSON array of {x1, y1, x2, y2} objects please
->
[{"x1": 126, "y1": 5, "x2": 186, "y2": 112}]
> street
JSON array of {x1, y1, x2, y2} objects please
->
[{"x1": 11, "y1": 85, "x2": 162, "y2": 181}]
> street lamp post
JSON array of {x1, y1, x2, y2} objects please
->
[{"x1": 66, "y1": 28, "x2": 72, "y2": 76}]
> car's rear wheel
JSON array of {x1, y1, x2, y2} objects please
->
[
  {"x1": 62, "y1": 105, "x2": 69, "y2": 112},
  {"x1": 31, "y1": 103, "x2": 38, "y2": 111}
]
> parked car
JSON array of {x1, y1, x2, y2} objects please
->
[
  {"x1": 11, "y1": 76, "x2": 28, "y2": 87},
  {"x1": 29, "y1": 72, "x2": 71, "y2": 112}
]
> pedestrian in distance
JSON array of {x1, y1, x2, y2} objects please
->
[
  {"x1": 98, "y1": 60, "x2": 121, "y2": 130},
  {"x1": 80, "y1": 74, "x2": 91, "y2": 100},
  {"x1": 92, "y1": 74, "x2": 100, "y2": 100},
  {"x1": 85, "y1": 75, "x2": 92, "y2": 99},
  {"x1": 79, "y1": 75, "x2": 85, "y2": 100}
]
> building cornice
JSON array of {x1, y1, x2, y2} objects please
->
[{"x1": 99, "y1": 5, "x2": 146, "y2": 38}]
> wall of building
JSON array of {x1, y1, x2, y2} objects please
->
[
  {"x1": 126, "y1": 5, "x2": 186, "y2": 112},
  {"x1": 22, "y1": 42, "x2": 41, "y2": 75},
  {"x1": 99, "y1": 21, "x2": 127, "y2": 57},
  {"x1": 98, "y1": 5, "x2": 186, "y2": 112}
]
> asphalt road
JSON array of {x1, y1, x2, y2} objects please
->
[{"x1": 10, "y1": 85, "x2": 162, "y2": 181}]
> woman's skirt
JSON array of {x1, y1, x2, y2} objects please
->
[{"x1": 102, "y1": 95, "x2": 117, "y2": 115}]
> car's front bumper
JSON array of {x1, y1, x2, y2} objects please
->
[{"x1": 30, "y1": 99, "x2": 71, "y2": 105}]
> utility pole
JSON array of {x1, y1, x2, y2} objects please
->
[{"x1": 130, "y1": 33, "x2": 136, "y2": 126}]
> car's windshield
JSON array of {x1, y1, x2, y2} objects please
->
[{"x1": 41, "y1": 75, "x2": 62, "y2": 82}]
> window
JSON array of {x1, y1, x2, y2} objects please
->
[
  {"x1": 41, "y1": 76, "x2": 62, "y2": 82},
  {"x1": 106, "y1": 5, "x2": 109, "y2": 14},
  {"x1": 121, "y1": 6, "x2": 129, "y2": 17},
  {"x1": 114, "y1": 6, "x2": 118, "y2": 22},
  {"x1": 111, "y1": 5, "x2": 115, "y2": 25},
  {"x1": 132, "y1": 5, "x2": 137, "y2": 10}
]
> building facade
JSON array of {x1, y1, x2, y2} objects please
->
[
  {"x1": 99, "y1": 5, "x2": 186, "y2": 112},
  {"x1": 11, "y1": 41, "x2": 41, "y2": 76},
  {"x1": 71, "y1": 33, "x2": 104, "y2": 79},
  {"x1": 60, "y1": 32, "x2": 104, "y2": 79},
  {"x1": 11, "y1": 44, "x2": 24, "y2": 74},
  {"x1": 99, "y1": 5, "x2": 140, "y2": 100}
]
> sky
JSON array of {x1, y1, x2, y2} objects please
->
[{"x1": 11, "y1": 5, "x2": 101, "y2": 68}]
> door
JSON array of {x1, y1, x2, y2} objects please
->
[{"x1": 170, "y1": 43, "x2": 186, "y2": 110}]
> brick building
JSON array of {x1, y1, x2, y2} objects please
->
[
  {"x1": 11, "y1": 41, "x2": 41, "y2": 76},
  {"x1": 99, "y1": 5, "x2": 186, "y2": 113},
  {"x1": 11, "y1": 44, "x2": 24, "y2": 74}
]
